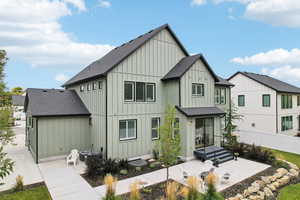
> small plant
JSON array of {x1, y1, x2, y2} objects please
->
[
  {"x1": 13, "y1": 175, "x2": 24, "y2": 192},
  {"x1": 85, "y1": 155, "x2": 103, "y2": 178},
  {"x1": 129, "y1": 181, "x2": 141, "y2": 200},
  {"x1": 103, "y1": 158, "x2": 119, "y2": 175},
  {"x1": 119, "y1": 169, "x2": 128, "y2": 175},
  {"x1": 180, "y1": 176, "x2": 203, "y2": 200},
  {"x1": 165, "y1": 181, "x2": 181, "y2": 200},
  {"x1": 103, "y1": 174, "x2": 120, "y2": 200},
  {"x1": 118, "y1": 158, "x2": 130, "y2": 170},
  {"x1": 203, "y1": 173, "x2": 224, "y2": 200}
]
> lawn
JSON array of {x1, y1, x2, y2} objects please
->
[
  {"x1": 0, "y1": 186, "x2": 51, "y2": 200},
  {"x1": 267, "y1": 148, "x2": 300, "y2": 168},
  {"x1": 277, "y1": 183, "x2": 300, "y2": 200}
]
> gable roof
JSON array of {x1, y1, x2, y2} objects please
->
[
  {"x1": 63, "y1": 24, "x2": 189, "y2": 87},
  {"x1": 215, "y1": 76, "x2": 234, "y2": 87},
  {"x1": 25, "y1": 88, "x2": 90, "y2": 117},
  {"x1": 176, "y1": 106, "x2": 225, "y2": 117},
  {"x1": 161, "y1": 54, "x2": 219, "y2": 82},
  {"x1": 228, "y1": 72, "x2": 300, "y2": 94},
  {"x1": 12, "y1": 95, "x2": 25, "y2": 106}
]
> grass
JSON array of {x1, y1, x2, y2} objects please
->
[
  {"x1": 267, "y1": 148, "x2": 300, "y2": 168},
  {"x1": 0, "y1": 186, "x2": 51, "y2": 200},
  {"x1": 277, "y1": 184, "x2": 300, "y2": 200}
]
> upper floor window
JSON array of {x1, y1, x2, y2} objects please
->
[
  {"x1": 87, "y1": 83, "x2": 91, "y2": 91},
  {"x1": 151, "y1": 117, "x2": 160, "y2": 140},
  {"x1": 119, "y1": 119, "x2": 137, "y2": 141},
  {"x1": 124, "y1": 81, "x2": 156, "y2": 102},
  {"x1": 92, "y1": 82, "x2": 97, "y2": 90},
  {"x1": 238, "y1": 95, "x2": 245, "y2": 107},
  {"x1": 98, "y1": 81, "x2": 103, "y2": 89},
  {"x1": 80, "y1": 85, "x2": 85, "y2": 92},
  {"x1": 281, "y1": 94, "x2": 292, "y2": 109},
  {"x1": 174, "y1": 118, "x2": 180, "y2": 136},
  {"x1": 297, "y1": 96, "x2": 300, "y2": 106},
  {"x1": 192, "y1": 83, "x2": 204, "y2": 96},
  {"x1": 262, "y1": 94, "x2": 270, "y2": 107},
  {"x1": 215, "y1": 88, "x2": 226, "y2": 105},
  {"x1": 281, "y1": 116, "x2": 293, "y2": 131}
]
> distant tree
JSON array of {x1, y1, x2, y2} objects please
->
[
  {"x1": 11, "y1": 87, "x2": 24, "y2": 95},
  {"x1": 224, "y1": 101, "x2": 243, "y2": 145},
  {"x1": 0, "y1": 50, "x2": 14, "y2": 184},
  {"x1": 159, "y1": 105, "x2": 181, "y2": 182}
]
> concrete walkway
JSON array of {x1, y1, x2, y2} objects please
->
[
  {"x1": 94, "y1": 158, "x2": 269, "y2": 197},
  {"x1": 39, "y1": 167, "x2": 99, "y2": 200}
]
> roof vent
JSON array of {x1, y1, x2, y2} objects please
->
[
  {"x1": 59, "y1": 90, "x2": 64, "y2": 93},
  {"x1": 42, "y1": 90, "x2": 47, "y2": 92}
]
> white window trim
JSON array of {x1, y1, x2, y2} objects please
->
[
  {"x1": 124, "y1": 81, "x2": 135, "y2": 102},
  {"x1": 151, "y1": 117, "x2": 160, "y2": 140},
  {"x1": 92, "y1": 82, "x2": 97, "y2": 90},
  {"x1": 192, "y1": 83, "x2": 204, "y2": 96},
  {"x1": 146, "y1": 83, "x2": 156, "y2": 102},
  {"x1": 87, "y1": 83, "x2": 91, "y2": 91},
  {"x1": 80, "y1": 85, "x2": 85, "y2": 92},
  {"x1": 119, "y1": 119, "x2": 137, "y2": 141}
]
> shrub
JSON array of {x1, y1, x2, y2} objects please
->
[
  {"x1": 273, "y1": 160, "x2": 290, "y2": 170},
  {"x1": 13, "y1": 175, "x2": 24, "y2": 192},
  {"x1": 129, "y1": 181, "x2": 141, "y2": 200},
  {"x1": 103, "y1": 174, "x2": 120, "y2": 200},
  {"x1": 85, "y1": 155, "x2": 103, "y2": 178},
  {"x1": 103, "y1": 158, "x2": 119, "y2": 175},
  {"x1": 203, "y1": 173, "x2": 224, "y2": 200},
  {"x1": 245, "y1": 144, "x2": 275, "y2": 165},
  {"x1": 165, "y1": 181, "x2": 181, "y2": 200},
  {"x1": 180, "y1": 176, "x2": 203, "y2": 200},
  {"x1": 118, "y1": 158, "x2": 129, "y2": 170}
]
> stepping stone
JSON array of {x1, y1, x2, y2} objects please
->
[{"x1": 128, "y1": 159, "x2": 148, "y2": 167}]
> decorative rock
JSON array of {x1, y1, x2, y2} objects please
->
[
  {"x1": 258, "y1": 191, "x2": 265, "y2": 200},
  {"x1": 263, "y1": 187, "x2": 273, "y2": 197},
  {"x1": 288, "y1": 162, "x2": 299, "y2": 171},
  {"x1": 250, "y1": 182, "x2": 261, "y2": 192},
  {"x1": 261, "y1": 176, "x2": 271, "y2": 184},
  {"x1": 248, "y1": 185, "x2": 260, "y2": 194},
  {"x1": 276, "y1": 168, "x2": 288, "y2": 176},
  {"x1": 267, "y1": 184, "x2": 276, "y2": 191},
  {"x1": 119, "y1": 169, "x2": 128, "y2": 175},
  {"x1": 135, "y1": 166, "x2": 142, "y2": 171},
  {"x1": 289, "y1": 168, "x2": 299, "y2": 177},
  {"x1": 278, "y1": 175, "x2": 290, "y2": 186},
  {"x1": 269, "y1": 175, "x2": 277, "y2": 182}
]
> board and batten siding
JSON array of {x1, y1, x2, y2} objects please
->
[
  {"x1": 215, "y1": 86, "x2": 230, "y2": 112},
  {"x1": 38, "y1": 116, "x2": 90, "y2": 159},
  {"x1": 106, "y1": 29, "x2": 186, "y2": 159},
  {"x1": 180, "y1": 60, "x2": 215, "y2": 108},
  {"x1": 67, "y1": 78, "x2": 106, "y2": 153},
  {"x1": 27, "y1": 115, "x2": 37, "y2": 160}
]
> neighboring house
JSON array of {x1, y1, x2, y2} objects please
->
[
  {"x1": 25, "y1": 24, "x2": 233, "y2": 163},
  {"x1": 228, "y1": 72, "x2": 300, "y2": 136},
  {"x1": 12, "y1": 95, "x2": 26, "y2": 121}
]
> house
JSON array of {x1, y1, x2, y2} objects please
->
[
  {"x1": 228, "y1": 71, "x2": 300, "y2": 136},
  {"x1": 12, "y1": 95, "x2": 26, "y2": 122},
  {"x1": 25, "y1": 24, "x2": 233, "y2": 163}
]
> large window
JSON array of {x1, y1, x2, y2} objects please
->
[
  {"x1": 281, "y1": 116, "x2": 293, "y2": 131},
  {"x1": 215, "y1": 88, "x2": 226, "y2": 104},
  {"x1": 238, "y1": 95, "x2": 245, "y2": 107},
  {"x1": 151, "y1": 118, "x2": 160, "y2": 140},
  {"x1": 262, "y1": 94, "x2": 270, "y2": 107},
  {"x1": 124, "y1": 81, "x2": 135, "y2": 101},
  {"x1": 124, "y1": 81, "x2": 156, "y2": 102},
  {"x1": 192, "y1": 83, "x2": 204, "y2": 96},
  {"x1": 119, "y1": 119, "x2": 137, "y2": 141},
  {"x1": 281, "y1": 95, "x2": 292, "y2": 109}
]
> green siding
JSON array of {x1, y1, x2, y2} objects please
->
[{"x1": 38, "y1": 116, "x2": 90, "y2": 159}]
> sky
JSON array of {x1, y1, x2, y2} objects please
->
[{"x1": 1, "y1": 0, "x2": 300, "y2": 90}]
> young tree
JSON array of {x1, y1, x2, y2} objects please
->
[
  {"x1": 0, "y1": 50, "x2": 14, "y2": 184},
  {"x1": 224, "y1": 101, "x2": 243, "y2": 146},
  {"x1": 159, "y1": 105, "x2": 181, "y2": 182}
]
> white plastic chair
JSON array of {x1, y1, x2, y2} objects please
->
[{"x1": 66, "y1": 149, "x2": 79, "y2": 167}]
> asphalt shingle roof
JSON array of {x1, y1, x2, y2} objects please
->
[
  {"x1": 25, "y1": 88, "x2": 90, "y2": 117},
  {"x1": 12, "y1": 95, "x2": 25, "y2": 106},
  {"x1": 216, "y1": 76, "x2": 234, "y2": 87},
  {"x1": 63, "y1": 24, "x2": 189, "y2": 87},
  {"x1": 230, "y1": 72, "x2": 300, "y2": 94},
  {"x1": 176, "y1": 106, "x2": 225, "y2": 117}
]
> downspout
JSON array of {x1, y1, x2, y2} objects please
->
[
  {"x1": 36, "y1": 118, "x2": 39, "y2": 164},
  {"x1": 179, "y1": 79, "x2": 181, "y2": 107},
  {"x1": 276, "y1": 92, "x2": 278, "y2": 133},
  {"x1": 105, "y1": 76, "x2": 108, "y2": 159}
]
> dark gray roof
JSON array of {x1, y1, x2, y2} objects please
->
[
  {"x1": 25, "y1": 88, "x2": 90, "y2": 117},
  {"x1": 12, "y1": 95, "x2": 25, "y2": 106},
  {"x1": 161, "y1": 54, "x2": 219, "y2": 82},
  {"x1": 176, "y1": 106, "x2": 225, "y2": 117},
  {"x1": 229, "y1": 72, "x2": 300, "y2": 94},
  {"x1": 63, "y1": 24, "x2": 189, "y2": 87},
  {"x1": 216, "y1": 76, "x2": 234, "y2": 87}
]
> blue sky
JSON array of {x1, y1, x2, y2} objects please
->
[{"x1": 1, "y1": 0, "x2": 300, "y2": 89}]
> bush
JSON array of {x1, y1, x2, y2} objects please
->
[
  {"x1": 103, "y1": 174, "x2": 120, "y2": 200},
  {"x1": 13, "y1": 175, "x2": 24, "y2": 192},
  {"x1": 103, "y1": 158, "x2": 119, "y2": 175},
  {"x1": 118, "y1": 158, "x2": 129, "y2": 170},
  {"x1": 85, "y1": 155, "x2": 104, "y2": 178},
  {"x1": 273, "y1": 160, "x2": 290, "y2": 170}
]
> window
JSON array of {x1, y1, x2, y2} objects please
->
[
  {"x1": 28, "y1": 117, "x2": 32, "y2": 127},
  {"x1": 124, "y1": 82, "x2": 135, "y2": 101},
  {"x1": 136, "y1": 82, "x2": 145, "y2": 102},
  {"x1": 238, "y1": 95, "x2": 245, "y2": 107},
  {"x1": 124, "y1": 81, "x2": 156, "y2": 102},
  {"x1": 215, "y1": 88, "x2": 226, "y2": 104},
  {"x1": 98, "y1": 81, "x2": 103, "y2": 89},
  {"x1": 192, "y1": 83, "x2": 204, "y2": 96},
  {"x1": 80, "y1": 85, "x2": 84, "y2": 92},
  {"x1": 281, "y1": 116, "x2": 293, "y2": 131},
  {"x1": 87, "y1": 83, "x2": 91, "y2": 91},
  {"x1": 262, "y1": 94, "x2": 271, "y2": 107},
  {"x1": 281, "y1": 95, "x2": 292, "y2": 109},
  {"x1": 151, "y1": 118, "x2": 160, "y2": 140},
  {"x1": 119, "y1": 119, "x2": 137, "y2": 140},
  {"x1": 146, "y1": 83, "x2": 155, "y2": 102},
  {"x1": 174, "y1": 118, "x2": 180, "y2": 136},
  {"x1": 92, "y1": 82, "x2": 97, "y2": 90},
  {"x1": 297, "y1": 96, "x2": 300, "y2": 106}
]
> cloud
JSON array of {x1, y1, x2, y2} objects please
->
[
  {"x1": 262, "y1": 66, "x2": 300, "y2": 84},
  {"x1": 98, "y1": 0, "x2": 111, "y2": 8},
  {"x1": 231, "y1": 48, "x2": 300, "y2": 67},
  {"x1": 55, "y1": 73, "x2": 70, "y2": 82},
  {"x1": 191, "y1": 0, "x2": 206, "y2": 6},
  {"x1": 0, "y1": 0, "x2": 114, "y2": 70}
]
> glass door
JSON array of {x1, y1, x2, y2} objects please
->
[{"x1": 195, "y1": 118, "x2": 214, "y2": 148}]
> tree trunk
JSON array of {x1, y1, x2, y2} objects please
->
[{"x1": 166, "y1": 166, "x2": 169, "y2": 182}]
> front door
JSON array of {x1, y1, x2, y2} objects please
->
[{"x1": 195, "y1": 118, "x2": 214, "y2": 148}]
